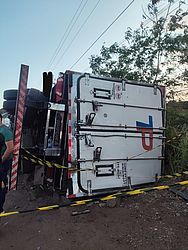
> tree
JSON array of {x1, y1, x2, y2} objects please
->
[{"x1": 89, "y1": 0, "x2": 188, "y2": 100}]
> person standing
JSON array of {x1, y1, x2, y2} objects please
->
[{"x1": 0, "y1": 113, "x2": 13, "y2": 213}]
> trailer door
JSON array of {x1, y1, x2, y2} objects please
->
[{"x1": 76, "y1": 75, "x2": 165, "y2": 193}]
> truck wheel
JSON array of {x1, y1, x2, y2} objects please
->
[
  {"x1": 3, "y1": 90, "x2": 18, "y2": 100},
  {"x1": 3, "y1": 100, "x2": 16, "y2": 111},
  {"x1": 27, "y1": 88, "x2": 48, "y2": 102}
]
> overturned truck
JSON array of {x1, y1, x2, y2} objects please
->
[{"x1": 3, "y1": 71, "x2": 166, "y2": 197}]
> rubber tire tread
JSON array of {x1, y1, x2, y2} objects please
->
[
  {"x1": 3, "y1": 100, "x2": 16, "y2": 110},
  {"x1": 3, "y1": 90, "x2": 18, "y2": 100}
]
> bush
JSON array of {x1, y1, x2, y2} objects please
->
[{"x1": 165, "y1": 105, "x2": 188, "y2": 173}]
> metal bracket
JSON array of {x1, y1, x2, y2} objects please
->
[
  {"x1": 93, "y1": 147, "x2": 102, "y2": 162},
  {"x1": 75, "y1": 134, "x2": 85, "y2": 140},
  {"x1": 85, "y1": 113, "x2": 96, "y2": 126},
  {"x1": 92, "y1": 101, "x2": 103, "y2": 112},
  {"x1": 85, "y1": 134, "x2": 94, "y2": 147}
]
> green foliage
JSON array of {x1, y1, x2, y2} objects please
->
[
  {"x1": 166, "y1": 106, "x2": 188, "y2": 173},
  {"x1": 89, "y1": 1, "x2": 188, "y2": 174},
  {"x1": 89, "y1": 0, "x2": 188, "y2": 95}
]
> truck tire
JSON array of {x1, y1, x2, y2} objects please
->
[
  {"x1": 3, "y1": 100, "x2": 16, "y2": 111},
  {"x1": 27, "y1": 88, "x2": 48, "y2": 102},
  {"x1": 4, "y1": 88, "x2": 47, "y2": 102},
  {"x1": 3, "y1": 90, "x2": 18, "y2": 100}
]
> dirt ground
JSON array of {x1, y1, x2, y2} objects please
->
[{"x1": 1, "y1": 175, "x2": 188, "y2": 250}]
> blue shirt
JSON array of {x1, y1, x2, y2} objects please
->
[{"x1": 0, "y1": 125, "x2": 13, "y2": 159}]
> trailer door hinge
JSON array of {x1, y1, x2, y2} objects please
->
[
  {"x1": 92, "y1": 101, "x2": 103, "y2": 111},
  {"x1": 85, "y1": 134, "x2": 94, "y2": 147},
  {"x1": 85, "y1": 113, "x2": 96, "y2": 126},
  {"x1": 93, "y1": 147, "x2": 102, "y2": 162}
]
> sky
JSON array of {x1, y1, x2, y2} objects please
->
[{"x1": 0, "y1": 0, "x2": 180, "y2": 107}]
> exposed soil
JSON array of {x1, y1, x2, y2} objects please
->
[{"x1": 0, "y1": 175, "x2": 188, "y2": 250}]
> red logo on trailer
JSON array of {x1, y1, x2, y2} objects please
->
[{"x1": 136, "y1": 116, "x2": 153, "y2": 151}]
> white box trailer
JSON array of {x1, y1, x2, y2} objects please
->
[
  {"x1": 65, "y1": 71, "x2": 165, "y2": 197},
  {"x1": 3, "y1": 70, "x2": 165, "y2": 197}
]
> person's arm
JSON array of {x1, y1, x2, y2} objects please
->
[{"x1": 2, "y1": 140, "x2": 13, "y2": 163}]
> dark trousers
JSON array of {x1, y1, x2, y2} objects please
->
[{"x1": 0, "y1": 159, "x2": 12, "y2": 213}]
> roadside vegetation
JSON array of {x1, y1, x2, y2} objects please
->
[
  {"x1": 166, "y1": 103, "x2": 188, "y2": 173},
  {"x1": 89, "y1": 0, "x2": 188, "y2": 173}
]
